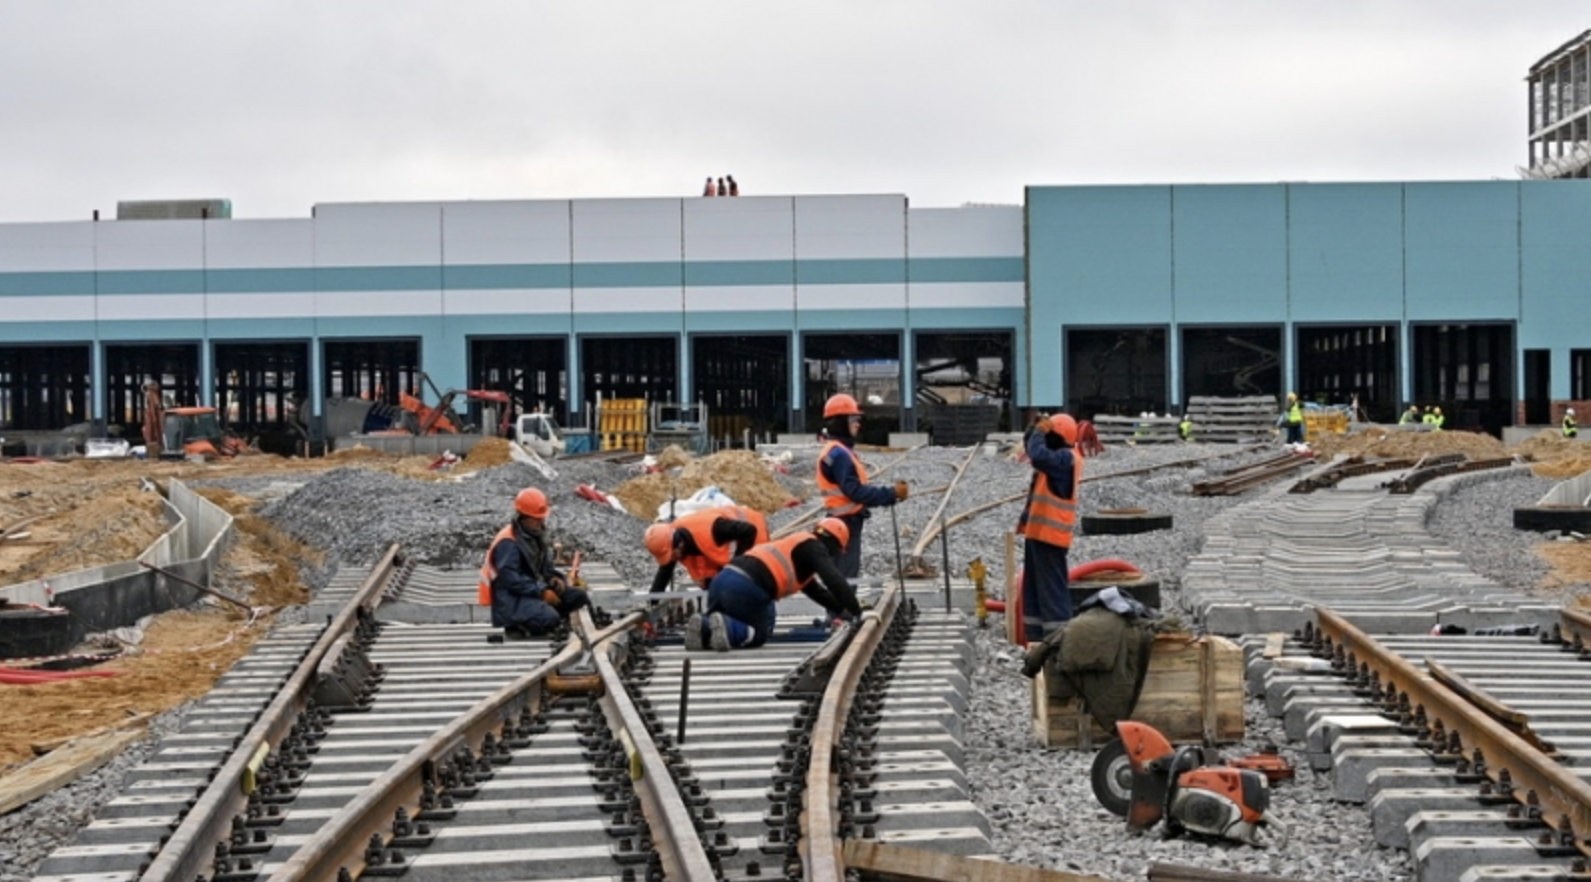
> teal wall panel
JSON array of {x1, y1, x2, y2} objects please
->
[
  {"x1": 204, "y1": 318, "x2": 317, "y2": 339},
  {"x1": 1404, "y1": 183, "x2": 1519, "y2": 320},
  {"x1": 1172, "y1": 185, "x2": 1288, "y2": 323},
  {"x1": 0, "y1": 321, "x2": 96, "y2": 343},
  {"x1": 1288, "y1": 184, "x2": 1404, "y2": 322}
]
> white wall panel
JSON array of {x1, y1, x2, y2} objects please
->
[
  {"x1": 574, "y1": 286, "x2": 680, "y2": 314},
  {"x1": 206, "y1": 292, "x2": 317, "y2": 320},
  {"x1": 0, "y1": 295, "x2": 95, "y2": 321},
  {"x1": 797, "y1": 283, "x2": 906, "y2": 311},
  {"x1": 313, "y1": 203, "x2": 442, "y2": 267},
  {"x1": 314, "y1": 290, "x2": 442, "y2": 317},
  {"x1": 444, "y1": 288, "x2": 573, "y2": 316},
  {"x1": 794, "y1": 195, "x2": 906, "y2": 260},
  {"x1": 683, "y1": 197, "x2": 794, "y2": 261},
  {"x1": 98, "y1": 293, "x2": 204, "y2": 320},
  {"x1": 908, "y1": 206, "x2": 1022, "y2": 258},
  {"x1": 685, "y1": 285, "x2": 794, "y2": 312},
  {"x1": 95, "y1": 220, "x2": 205, "y2": 270},
  {"x1": 0, "y1": 222, "x2": 96, "y2": 271},
  {"x1": 204, "y1": 219, "x2": 315, "y2": 269},
  {"x1": 443, "y1": 201, "x2": 572, "y2": 264},
  {"x1": 572, "y1": 199, "x2": 682, "y2": 263},
  {"x1": 908, "y1": 281, "x2": 1023, "y2": 309}
]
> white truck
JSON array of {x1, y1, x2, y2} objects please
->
[{"x1": 514, "y1": 412, "x2": 566, "y2": 459}]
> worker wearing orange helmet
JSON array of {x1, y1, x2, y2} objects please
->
[
  {"x1": 478, "y1": 487, "x2": 589, "y2": 638},
  {"x1": 685, "y1": 518, "x2": 863, "y2": 651},
  {"x1": 645, "y1": 505, "x2": 769, "y2": 593},
  {"x1": 1017, "y1": 411, "x2": 1083, "y2": 642},
  {"x1": 816, "y1": 393, "x2": 907, "y2": 578}
]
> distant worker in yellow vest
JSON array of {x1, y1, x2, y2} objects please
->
[
  {"x1": 478, "y1": 488, "x2": 590, "y2": 638},
  {"x1": 1399, "y1": 404, "x2": 1420, "y2": 425},
  {"x1": 645, "y1": 505, "x2": 769, "y2": 593},
  {"x1": 1017, "y1": 412, "x2": 1082, "y2": 642},
  {"x1": 1422, "y1": 406, "x2": 1435, "y2": 425},
  {"x1": 816, "y1": 393, "x2": 907, "y2": 578},
  {"x1": 1282, "y1": 393, "x2": 1304, "y2": 445},
  {"x1": 1564, "y1": 408, "x2": 1577, "y2": 439},
  {"x1": 1178, "y1": 414, "x2": 1194, "y2": 442},
  {"x1": 1430, "y1": 406, "x2": 1445, "y2": 430}
]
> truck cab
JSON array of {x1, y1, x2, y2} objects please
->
[{"x1": 514, "y1": 413, "x2": 566, "y2": 459}]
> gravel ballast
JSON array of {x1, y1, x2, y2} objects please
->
[{"x1": 1, "y1": 440, "x2": 1577, "y2": 881}]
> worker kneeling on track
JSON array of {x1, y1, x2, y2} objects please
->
[
  {"x1": 478, "y1": 488, "x2": 590, "y2": 638},
  {"x1": 686, "y1": 518, "x2": 863, "y2": 651},
  {"x1": 645, "y1": 505, "x2": 769, "y2": 593}
]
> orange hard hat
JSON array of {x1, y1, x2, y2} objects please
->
[
  {"x1": 1049, "y1": 413, "x2": 1079, "y2": 446},
  {"x1": 644, "y1": 523, "x2": 675, "y2": 565},
  {"x1": 514, "y1": 488, "x2": 550, "y2": 519},
  {"x1": 823, "y1": 394, "x2": 863, "y2": 418},
  {"x1": 816, "y1": 517, "x2": 850, "y2": 551}
]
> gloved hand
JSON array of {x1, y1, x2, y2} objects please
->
[
  {"x1": 860, "y1": 609, "x2": 881, "y2": 624},
  {"x1": 541, "y1": 589, "x2": 561, "y2": 605},
  {"x1": 548, "y1": 575, "x2": 567, "y2": 593},
  {"x1": 894, "y1": 480, "x2": 909, "y2": 501},
  {"x1": 1036, "y1": 417, "x2": 1053, "y2": 436}
]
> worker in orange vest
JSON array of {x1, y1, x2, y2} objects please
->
[
  {"x1": 644, "y1": 505, "x2": 769, "y2": 593},
  {"x1": 685, "y1": 518, "x2": 864, "y2": 651},
  {"x1": 478, "y1": 488, "x2": 589, "y2": 638},
  {"x1": 816, "y1": 393, "x2": 907, "y2": 578},
  {"x1": 1017, "y1": 412, "x2": 1082, "y2": 642}
]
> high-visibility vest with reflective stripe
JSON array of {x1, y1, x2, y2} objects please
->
[
  {"x1": 817, "y1": 440, "x2": 867, "y2": 516},
  {"x1": 1017, "y1": 457, "x2": 1081, "y2": 548},
  {"x1": 477, "y1": 524, "x2": 517, "y2": 605},
  {"x1": 1287, "y1": 401, "x2": 1303, "y2": 425},
  {"x1": 676, "y1": 506, "x2": 768, "y2": 586},
  {"x1": 745, "y1": 533, "x2": 814, "y2": 599}
]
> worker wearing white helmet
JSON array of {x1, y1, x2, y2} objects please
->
[{"x1": 1566, "y1": 408, "x2": 1578, "y2": 439}]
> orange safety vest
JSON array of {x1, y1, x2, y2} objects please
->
[
  {"x1": 817, "y1": 440, "x2": 867, "y2": 517},
  {"x1": 1017, "y1": 456, "x2": 1082, "y2": 549},
  {"x1": 744, "y1": 533, "x2": 814, "y2": 599},
  {"x1": 477, "y1": 524, "x2": 517, "y2": 605},
  {"x1": 673, "y1": 506, "x2": 768, "y2": 586}
]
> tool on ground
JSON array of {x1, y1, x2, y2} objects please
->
[{"x1": 1091, "y1": 721, "x2": 1287, "y2": 848}]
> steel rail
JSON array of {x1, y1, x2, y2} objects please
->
[
  {"x1": 1560, "y1": 606, "x2": 1591, "y2": 650},
  {"x1": 802, "y1": 576, "x2": 904, "y2": 882},
  {"x1": 1316, "y1": 608, "x2": 1591, "y2": 854},
  {"x1": 142, "y1": 543, "x2": 407, "y2": 882},
  {"x1": 266, "y1": 607, "x2": 655, "y2": 882},
  {"x1": 1190, "y1": 452, "x2": 1308, "y2": 496}
]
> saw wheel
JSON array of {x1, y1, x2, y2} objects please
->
[{"x1": 1089, "y1": 738, "x2": 1134, "y2": 817}]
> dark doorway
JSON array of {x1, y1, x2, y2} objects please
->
[
  {"x1": 581, "y1": 336, "x2": 679, "y2": 409},
  {"x1": 1574, "y1": 349, "x2": 1591, "y2": 400},
  {"x1": 104, "y1": 343, "x2": 202, "y2": 439},
  {"x1": 1411, "y1": 322, "x2": 1515, "y2": 436},
  {"x1": 323, "y1": 339, "x2": 422, "y2": 405},
  {"x1": 802, "y1": 332, "x2": 901, "y2": 442},
  {"x1": 214, "y1": 342, "x2": 310, "y2": 455},
  {"x1": 914, "y1": 331, "x2": 1014, "y2": 444},
  {"x1": 1524, "y1": 349, "x2": 1551, "y2": 425},
  {"x1": 692, "y1": 334, "x2": 790, "y2": 443},
  {"x1": 1295, "y1": 324, "x2": 1399, "y2": 423},
  {"x1": 471, "y1": 337, "x2": 569, "y2": 424},
  {"x1": 1180, "y1": 326, "x2": 1282, "y2": 404},
  {"x1": 0, "y1": 345, "x2": 91, "y2": 431},
  {"x1": 1065, "y1": 328, "x2": 1168, "y2": 421}
]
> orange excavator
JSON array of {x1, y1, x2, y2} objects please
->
[
  {"x1": 159, "y1": 407, "x2": 247, "y2": 460},
  {"x1": 396, "y1": 373, "x2": 512, "y2": 436}
]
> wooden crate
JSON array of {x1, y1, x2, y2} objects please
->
[{"x1": 1031, "y1": 632, "x2": 1245, "y2": 750}]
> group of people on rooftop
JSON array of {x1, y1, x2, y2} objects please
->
[{"x1": 702, "y1": 175, "x2": 739, "y2": 197}]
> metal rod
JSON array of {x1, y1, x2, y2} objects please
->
[
  {"x1": 676, "y1": 657, "x2": 691, "y2": 745},
  {"x1": 139, "y1": 561, "x2": 252, "y2": 612},
  {"x1": 938, "y1": 521, "x2": 952, "y2": 614}
]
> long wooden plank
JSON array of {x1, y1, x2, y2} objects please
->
[
  {"x1": 0, "y1": 726, "x2": 144, "y2": 816},
  {"x1": 843, "y1": 840, "x2": 1111, "y2": 882}
]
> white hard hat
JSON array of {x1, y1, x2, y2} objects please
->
[{"x1": 1569, "y1": 408, "x2": 1577, "y2": 416}]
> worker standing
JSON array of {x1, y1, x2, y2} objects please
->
[
  {"x1": 1564, "y1": 408, "x2": 1577, "y2": 439},
  {"x1": 1399, "y1": 404, "x2": 1420, "y2": 425},
  {"x1": 1017, "y1": 412, "x2": 1082, "y2": 643},
  {"x1": 478, "y1": 488, "x2": 589, "y2": 638},
  {"x1": 816, "y1": 393, "x2": 906, "y2": 578},
  {"x1": 1178, "y1": 414, "x2": 1194, "y2": 442},
  {"x1": 142, "y1": 380, "x2": 164, "y2": 459},
  {"x1": 685, "y1": 518, "x2": 863, "y2": 651},
  {"x1": 1430, "y1": 406, "x2": 1445, "y2": 431},
  {"x1": 645, "y1": 505, "x2": 768, "y2": 593},
  {"x1": 1282, "y1": 393, "x2": 1304, "y2": 445}
]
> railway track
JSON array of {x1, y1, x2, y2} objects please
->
[{"x1": 33, "y1": 542, "x2": 985, "y2": 882}]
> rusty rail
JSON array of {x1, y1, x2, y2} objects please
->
[
  {"x1": 143, "y1": 544, "x2": 408, "y2": 882},
  {"x1": 1190, "y1": 452, "x2": 1308, "y2": 496},
  {"x1": 1386, "y1": 455, "x2": 1518, "y2": 494},
  {"x1": 1313, "y1": 608, "x2": 1591, "y2": 856}
]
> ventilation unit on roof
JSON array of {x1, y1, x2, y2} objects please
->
[{"x1": 115, "y1": 199, "x2": 233, "y2": 220}]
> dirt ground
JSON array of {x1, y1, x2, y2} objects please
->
[{"x1": 1, "y1": 429, "x2": 1589, "y2": 777}]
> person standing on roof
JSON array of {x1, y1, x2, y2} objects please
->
[
  {"x1": 1282, "y1": 392, "x2": 1304, "y2": 445},
  {"x1": 703, "y1": 177, "x2": 716, "y2": 197},
  {"x1": 816, "y1": 393, "x2": 907, "y2": 578},
  {"x1": 478, "y1": 488, "x2": 589, "y2": 638},
  {"x1": 685, "y1": 518, "x2": 864, "y2": 651},
  {"x1": 1565, "y1": 408, "x2": 1579, "y2": 439},
  {"x1": 1017, "y1": 412, "x2": 1082, "y2": 643},
  {"x1": 645, "y1": 505, "x2": 769, "y2": 593}
]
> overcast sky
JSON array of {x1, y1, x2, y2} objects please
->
[{"x1": 0, "y1": 2, "x2": 1580, "y2": 223}]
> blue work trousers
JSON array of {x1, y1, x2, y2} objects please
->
[{"x1": 1022, "y1": 539, "x2": 1071, "y2": 643}]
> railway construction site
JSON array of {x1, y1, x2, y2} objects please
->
[{"x1": 3, "y1": 425, "x2": 1591, "y2": 882}]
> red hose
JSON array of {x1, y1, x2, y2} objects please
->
[
  {"x1": 1070, "y1": 558, "x2": 1143, "y2": 580},
  {"x1": 0, "y1": 665, "x2": 119, "y2": 685},
  {"x1": 985, "y1": 599, "x2": 1006, "y2": 613}
]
